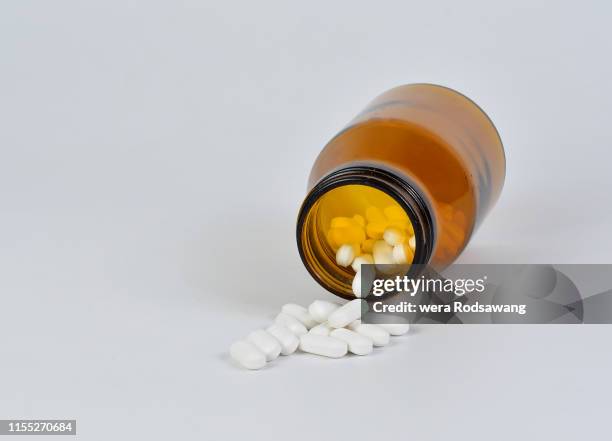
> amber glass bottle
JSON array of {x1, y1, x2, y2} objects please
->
[{"x1": 297, "y1": 84, "x2": 505, "y2": 299}]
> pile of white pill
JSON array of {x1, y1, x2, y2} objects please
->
[{"x1": 229, "y1": 299, "x2": 409, "y2": 370}]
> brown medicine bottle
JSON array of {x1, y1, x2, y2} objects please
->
[{"x1": 296, "y1": 84, "x2": 505, "y2": 299}]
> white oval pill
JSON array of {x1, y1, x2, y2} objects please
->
[
  {"x1": 266, "y1": 324, "x2": 299, "y2": 355},
  {"x1": 408, "y1": 235, "x2": 416, "y2": 250},
  {"x1": 351, "y1": 254, "x2": 374, "y2": 272},
  {"x1": 299, "y1": 334, "x2": 348, "y2": 358},
  {"x1": 281, "y1": 303, "x2": 318, "y2": 329},
  {"x1": 352, "y1": 270, "x2": 365, "y2": 298},
  {"x1": 309, "y1": 322, "x2": 333, "y2": 336},
  {"x1": 330, "y1": 328, "x2": 373, "y2": 355},
  {"x1": 383, "y1": 227, "x2": 405, "y2": 246},
  {"x1": 230, "y1": 340, "x2": 266, "y2": 370},
  {"x1": 373, "y1": 240, "x2": 394, "y2": 265},
  {"x1": 336, "y1": 244, "x2": 356, "y2": 267},
  {"x1": 275, "y1": 312, "x2": 307, "y2": 336},
  {"x1": 348, "y1": 322, "x2": 390, "y2": 346},
  {"x1": 247, "y1": 329, "x2": 281, "y2": 361},
  {"x1": 308, "y1": 300, "x2": 340, "y2": 323},
  {"x1": 328, "y1": 299, "x2": 365, "y2": 328},
  {"x1": 392, "y1": 244, "x2": 412, "y2": 264},
  {"x1": 379, "y1": 323, "x2": 410, "y2": 336}
]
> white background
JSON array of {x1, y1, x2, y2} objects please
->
[{"x1": 1, "y1": 1, "x2": 612, "y2": 440}]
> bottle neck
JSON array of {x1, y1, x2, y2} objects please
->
[{"x1": 297, "y1": 165, "x2": 435, "y2": 298}]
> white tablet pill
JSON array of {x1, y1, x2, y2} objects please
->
[
  {"x1": 392, "y1": 244, "x2": 412, "y2": 264},
  {"x1": 247, "y1": 329, "x2": 281, "y2": 361},
  {"x1": 352, "y1": 270, "x2": 363, "y2": 298},
  {"x1": 351, "y1": 254, "x2": 374, "y2": 272},
  {"x1": 383, "y1": 227, "x2": 406, "y2": 246},
  {"x1": 266, "y1": 324, "x2": 299, "y2": 355},
  {"x1": 299, "y1": 334, "x2": 348, "y2": 358},
  {"x1": 330, "y1": 328, "x2": 373, "y2": 355},
  {"x1": 281, "y1": 303, "x2": 318, "y2": 329},
  {"x1": 275, "y1": 312, "x2": 307, "y2": 336},
  {"x1": 308, "y1": 300, "x2": 340, "y2": 323},
  {"x1": 328, "y1": 299, "x2": 365, "y2": 328},
  {"x1": 348, "y1": 322, "x2": 390, "y2": 346},
  {"x1": 373, "y1": 240, "x2": 394, "y2": 265},
  {"x1": 336, "y1": 244, "x2": 356, "y2": 267},
  {"x1": 379, "y1": 323, "x2": 410, "y2": 336},
  {"x1": 408, "y1": 235, "x2": 416, "y2": 250},
  {"x1": 230, "y1": 340, "x2": 266, "y2": 370},
  {"x1": 309, "y1": 322, "x2": 333, "y2": 336}
]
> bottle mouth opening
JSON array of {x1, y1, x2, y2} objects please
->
[{"x1": 296, "y1": 166, "x2": 435, "y2": 299}]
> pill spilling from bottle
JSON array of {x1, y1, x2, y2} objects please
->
[
  {"x1": 229, "y1": 204, "x2": 414, "y2": 370},
  {"x1": 330, "y1": 205, "x2": 416, "y2": 298},
  {"x1": 229, "y1": 299, "x2": 410, "y2": 370}
]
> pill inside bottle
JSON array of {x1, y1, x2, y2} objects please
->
[{"x1": 298, "y1": 184, "x2": 418, "y2": 299}]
